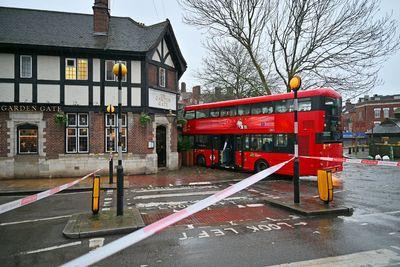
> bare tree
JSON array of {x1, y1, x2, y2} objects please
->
[
  {"x1": 196, "y1": 38, "x2": 265, "y2": 101},
  {"x1": 269, "y1": 0, "x2": 399, "y2": 96},
  {"x1": 179, "y1": 0, "x2": 273, "y2": 95},
  {"x1": 179, "y1": 0, "x2": 399, "y2": 97}
]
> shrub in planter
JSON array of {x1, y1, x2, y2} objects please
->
[
  {"x1": 54, "y1": 112, "x2": 67, "y2": 127},
  {"x1": 139, "y1": 112, "x2": 151, "y2": 127}
]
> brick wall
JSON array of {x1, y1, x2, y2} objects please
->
[
  {"x1": 90, "y1": 112, "x2": 104, "y2": 153},
  {"x1": 0, "y1": 112, "x2": 9, "y2": 157},
  {"x1": 129, "y1": 113, "x2": 153, "y2": 154},
  {"x1": 148, "y1": 64, "x2": 157, "y2": 87},
  {"x1": 43, "y1": 112, "x2": 64, "y2": 157},
  {"x1": 167, "y1": 69, "x2": 176, "y2": 90}
]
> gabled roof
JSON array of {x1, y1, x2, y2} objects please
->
[{"x1": 0, "y1": 6, "x2": 187, "y2": 76}]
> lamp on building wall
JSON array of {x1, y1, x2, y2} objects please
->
[
  {"x1": 112, "y1": 62, "x2": 127, "y2": 216},
  {"x1": 289, "y1": 75, "x2": 301, "y2": 204}
]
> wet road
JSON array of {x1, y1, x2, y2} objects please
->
[{"x1": 0, "y1": 162, "x2": 399, "y2": 266}]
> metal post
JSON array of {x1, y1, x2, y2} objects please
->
[
  {"x1": 293, "y1": 89, "x2": 300, "y2": 204},
  {"x1": 108, "y1": 111, "x2": 113, "y2": 184},
  {"x1": 116, "y1": 63, "x2": 124, "y2": 216}
]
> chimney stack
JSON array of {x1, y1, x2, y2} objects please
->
[
  {"x1": 93, "y1": 0, "x2": 110, "y2": 35},
  {"x1": 192, "y1": 86, "x2": 201, "y2": 102},
  {"x1": 181, "y1": 82, "x2": 186, "y2": 93}
]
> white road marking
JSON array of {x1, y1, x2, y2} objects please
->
[
  {"x1": 0, "y1": 215, "x2": 71, "y2": 226},
  {"x1": 89, "y1": 238, "x2": 104, "y2": 249},
  {"x1": 246, "y1": 203, "x2": 264, "y2": 207},
  {"x1": 133, "y1": 185, "x2": 218, "y2": 193},
  {"x1": 134, "y1": 191, "x2": 223, "y2": 200},
  {"x1": 101, "y1": 208, "x2": 111, "y2": 211},
  {"x1": 189, "y1": 182, "x2": 211, "y2": 185},
  {"x1": 104, "y1": 197, "x2": 112, "y2": 201},
  {"x1": 268, "y1": 248, "x2": 400, "y2": 267},
  {"x1": 21, "y1": 241, "x2": 82, "y2": 255}
]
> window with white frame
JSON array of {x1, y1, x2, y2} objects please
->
[
  {"x1": 374, "y1": 108, "x2": 381, "y2": 119},
  {"x1": 66, "y1": 113, "x2": 89, "y2": 153},
  {"x1": 66, "y1": 58, "x2": 88, "y2": 80},
  {"x1": 383, "y1": 108, "x2": 390, "y2": 118},
  {"x1": 105, "y1": 113, "x2": 127, "y2": 152},
  {"x1": 105, "y1": 60, "x2": 127, "y2": 82},
  {"x1": 20, "y1": 55, "x2": 32, "y2": 78},
  {"x1": 159, "y1": 67, "x2": 166, "y2": 87}
]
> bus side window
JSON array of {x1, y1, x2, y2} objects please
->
[
  {"x1": 299, "y1": 98, "x2": 311, "y2": 111},
  {"x1": 262, "y1": 104, "x2": 273, "y2": 114},
  {"x1": 184, "y1": 110, "x2": 195, "y2": 120},
  {"x1": 275, "y1": 134, "x2": 288, "y2": 147},
  {"x1": 196, "y1": 109, "x2": 209, "y2": 119},
  {"x1": 251, "y1": 105, "x2": 262, "y2": 115},
  {"x1": 261, "y1": 134, "x2": 273, "y2": 152},
  {"x1": 250, "y1": 135, "x2": 262, "y2": 151},
  {"x1": 210, "y1": 109, "x2": 219, "y2": 118},
  {"x1": 238, "y1": 105, "x2": 251, "y2": 116},
  {"x1": 244, "y1": 135, "x2": 250, "y2": 150}
]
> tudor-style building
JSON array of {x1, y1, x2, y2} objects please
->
[{"x1": 0, "y1": 0, "x2": 186, "y2": 178}]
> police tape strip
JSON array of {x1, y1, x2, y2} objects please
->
[
  {"x1": 61, "y1": 158, "x2": 294, "y2": 267},
  {"x1": 300, "y1": 156, "x2": 400, "y2": 167},
  {"x1": 0, "y1": 168, "x2": 103, "y2": 215}
]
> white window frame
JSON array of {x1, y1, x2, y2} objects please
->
[
  {"x1": 159, "y1": 67, "x2": 166, "y2": 87},
  {"x1": 383, "y1": 108, "x2": 390, "y2": 118},
  {"x1": 105, "y1": 60, "x2": 127, "y2": 82},
  {"x1": 105, "y1": 113, "x2": 127, "y2": 152},
  {"x1": 66, "y1": 113, "x2": 89, "y2": 153},
  {"x1": 374, "y1": 108, "x2": 381, "y2": 119},
  {"x1": 20, "y1": 55, "x2": 32, "y2": 78}
]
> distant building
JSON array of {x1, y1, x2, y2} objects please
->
[
  {"x1": 343, "y1": 94, "x2": 400, "y2": 133},
  {"x1": 0, "y1": 0, "x2": 187, "y2": 178}
]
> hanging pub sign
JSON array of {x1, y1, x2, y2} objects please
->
[{"x1": 0, "y1": 104, "x2": 62, "y2": 112}]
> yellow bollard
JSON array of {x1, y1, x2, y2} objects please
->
[
  {"x1": 317, "y1": 170, "x2": 333, "y2": 204},
  {"x1": 92, "y1": 174, "x2": 101, "y2": 214}
]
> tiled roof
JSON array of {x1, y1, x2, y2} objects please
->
[{"x1": 0, "y1": 7, "x2": 166, "y2": 52}]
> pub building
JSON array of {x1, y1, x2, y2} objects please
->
[{"x1": 0, "y1": 0, "x2": 187, "y2": 178}]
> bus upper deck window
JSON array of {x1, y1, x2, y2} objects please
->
[
  {"x1": 251, "y1": 106, "x2": 262, "y2": 115},
  {"x1": 210, "y1": 109, "x2": 219, "y2": 118},
  {"x1": 276, "y1": 100, "x2": 293, "y2": 113},
  {"x1": 238, "y1": 105, "x2": 251, "y2": 116},
  {"x1": 196, "y1": 109, "x2": 209, "y2": 119},
  {"x1": 184, "y1": 110, "x2": 195, "y2": 120},
  {"x1": 262, "y1": 105, "x2": 273, "y2": 114},
  {"x1": 299, "y1": 98, "x2": 311, "y2": 111}
]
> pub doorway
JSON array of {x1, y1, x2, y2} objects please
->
[{"x1": 156, "y1": 125, "x2": 167, "y2": 167}]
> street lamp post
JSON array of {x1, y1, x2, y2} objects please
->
[
  {"x1": 289, "y1": 75, "x2": 301, "y2": 204},
  {"x1": 106, "y1": 104, "x2": 115, "y2": 184},
  {"x1": 112, "y1": 62, "x2": 127, "y2": 216}
]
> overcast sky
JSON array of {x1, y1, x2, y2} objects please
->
[{"x1": 0, "y1": 0, "x2": 398, "y2": 98}]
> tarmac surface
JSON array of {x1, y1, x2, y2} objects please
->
[{"x1": 0, "y1": 164, "x2": 353, "y2": 239}]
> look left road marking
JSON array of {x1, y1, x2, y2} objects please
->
[
  {"x1": 0, "y1": 215, "x2": 71, "y2": 226},
  {"x1": 21, "y1": 241, "x2": 82, "y2": 255}
]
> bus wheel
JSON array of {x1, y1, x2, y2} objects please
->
[
  {"x1": 197, "y1": 155, "x2": 206, "y2": 166},
  {"x1": 255, "y1": 160, "x2": 269, "y2": 173}
]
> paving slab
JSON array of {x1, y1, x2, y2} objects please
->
[{"x1": 63, "y1": 208, "x2": 145, "y2": 239}]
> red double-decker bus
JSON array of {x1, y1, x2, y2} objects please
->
[{"x1": 182, "y1": 88, "x2": 343, "y2": 176}]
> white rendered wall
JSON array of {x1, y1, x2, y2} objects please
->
[
  {"x1": 93, "y1": 86, "x2": 101, "y2": 106},
  {"x1": 131, "y1": 87, "x2": 141, "y2": 106},
  {"x1": 93, "y1": 58, "x2": 100, "y2": 82},
  {"x1": 0, "y1": 83, "x2": 14, "y2": 102},
  {"x1": 37, "y1": 84, "x2": 60, "y2": 103},
  {"x1": 37, "y1": 56, "x2": 60, "y2": 80},
  {"x1": 131, "y1": 61, "x2": 141, "y2": 84},
  {"x1": 0, "y1": 53, "x2": 14, "y2": 78},
  {"x1": 65, "y1": 85, "x2": 89, "y2": 105},
  {"x1": 19, "y1": 83, "x2": 33, "y2": 102}
]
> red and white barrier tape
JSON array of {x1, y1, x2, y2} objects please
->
[
  {"x1": 0, "y1": 168, "x2": 103, "y2": 215},
  {"x1": 301, "y1": 156, "x2": 400, "y2": 167},
  {"x1": 61, "y1": 158, "x2": 294, "y2": 267}
]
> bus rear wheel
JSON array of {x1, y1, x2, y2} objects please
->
[
  {"x1": 197, "y1": 155, "x2": 206, "y2": 167},
  {"x1": 255, "y1": 160, "x2": 269, "y2": 173}
]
